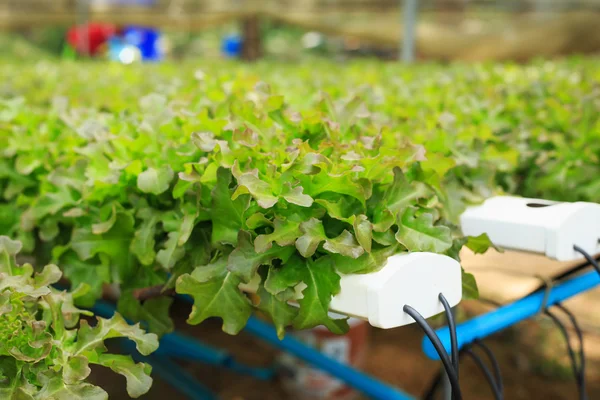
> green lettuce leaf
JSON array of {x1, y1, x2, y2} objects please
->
[
  {"x1": 395, "y1": 208, "x2": 453, "y2": 253},
  {"x1": 176, "y1": 257, "x2": 252, "y2": 335}
]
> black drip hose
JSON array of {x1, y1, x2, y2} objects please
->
[
  {"x1": 463, "y1": 348, "x2": 503, "y2": 400},
  {"x1": 529, "y1": 253, "x2": 599, "y2": 295},
  {"x1": 573, "y1": 245, "x2": 600, "y2": 276},
  {"x1": 473, "y1": 340, "x2": 503, "y2": 396},
  {"x1": 422, "y1": 370, "x2": 443, "y2": 400},
  {"x1": 546, "y1": 305, "x2": 588, "y2": 400},
  {"x1": 421, "y1": 243, "x2": 598, "y2": 400},
  {"x1": 403, "y1": 304, "x2": 463, "y2": 400},
  {"x1": 554, "y1": 304, "x2": 587, "y2": 400},
  {"x1": 439, "y1": 293, "x2": 459, "y2": 380}
]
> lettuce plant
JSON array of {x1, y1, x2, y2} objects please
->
[
  {"x1": 5, "y1": 59, "x2": 595, "y2": 339},
  {"x1": 0, "y1": 236, "x2": 158, "y2": 399},
  {"x1": 1, "y1": 72, "x2": 483, "y2": 338}
]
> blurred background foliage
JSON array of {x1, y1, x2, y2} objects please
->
[{"x1": 1, "y1": 0, "x2": 600, "y2": 62}]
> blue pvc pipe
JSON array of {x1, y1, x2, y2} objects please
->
[
  {"x1": 96, "y1": 293, "x2": 412, "y2": 399},
  {"x1": 159, "y1": 332, "x2": 274, "y2": 380},
  {"x1": 423, "y1": 270, "x2": 600, "y2": 360},
  {"x1": 158, "y1": 332, "x2": 230, "y2": 365},
  {"x1": 132, "y1": 352, "x2": 217, "y2": 400},
  {"x1": 87, "y1": 298, "x2": 118, "y2": 319},
  {"x1": 91, "y1": 300, "x2": 229, "y2": 365},
  {"x1": 177, "y1": 294, "x2": 413, "y2": 400},
  {"x1": 90, "y1": 298, "x2": 273, "y2": 379},
  {"x1": 243, "y1": 315, "x2": 414, "y2": 400}
]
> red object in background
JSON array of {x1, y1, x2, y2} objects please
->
[{"x1": 67, "y1": 23, "x2": 120, "y2": 55}]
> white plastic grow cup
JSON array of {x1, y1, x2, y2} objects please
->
[
  {"x1": 240, "y1": 252, "x2": 462, "y2": 330},
  {"x1": 460, "y1": 196, "x2": 600, "y2": 261},
  {"x1": 329, "y1": 252, "x2": 462, "y2": 329}
]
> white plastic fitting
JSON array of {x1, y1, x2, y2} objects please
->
[
  {"x1": 329, "y1": 252, "x2": 462, "y2": 329},
  {"x1": 460, "y1": 196, "x2": 600, "y2": 261},
  {"x1": 240, "y1": 252, "x2": 462, "y2": 329}
]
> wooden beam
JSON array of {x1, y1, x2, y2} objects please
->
[{"x1": 241, "y1": 13, "x2": 262, "y2": 61}]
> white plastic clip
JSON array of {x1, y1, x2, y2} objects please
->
[
  {"x1": 330, "y1": 252, "x2": 462, "y2": 329},
  {"x1": 241, "y1": 252, "x2": 462, "y2": 329},
  {"x1": 460, "y1": 196, "x2": 600, "y2": 261}
]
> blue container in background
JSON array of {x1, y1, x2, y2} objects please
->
[
  {"x1": 222, "y1": 34, "x2": 242, "y2": 58},
  {"x1": 123, "y1": 26, "x2": 163, "y2": 62}
]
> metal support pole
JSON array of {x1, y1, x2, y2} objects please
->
[
  {"x1": 401, "y1": 0, "x2": 417, "y2": 63},
  {"x1": 77, "y1": 0, "x2": 89, "y2": 57}
]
